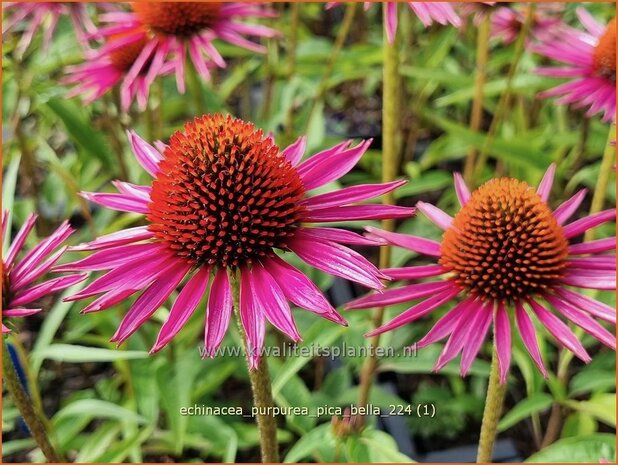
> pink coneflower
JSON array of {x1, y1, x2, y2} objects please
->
[
  {"x1": 347, "y1": 166, "x2": 616, "y2": 383},
  {"x1": 533, "y1": 9, "x2": 616, "y2": 123},
  {"x1": 491, "y1": 4, "x2": 564, "y2": 44},
  {"x1": 2, "y1": 2, "x2": 95, "y2": 57},
  {"x1": 72, "y1": 3, "x2": 277, "y2": 111},
  {"x1": 58, "y1": 114, "x2": 414, "y2": 368},
  {"x1": 1, "y1": 212, "x2": 85, "y2": 333},
  {"x1": 327, "y1": 2, "x2": 461, "y2": 43}
]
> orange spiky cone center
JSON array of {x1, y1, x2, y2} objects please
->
[
  {"x1": 108, "y1": 28, "x2": 149, "y2": 72},
  {"x1": 132, "y1": 2, "x2": 222, "y2": 37},
  {"x1": 440, "y1": 178, "x2": 569, "y2": 302},
  {"x1": 147, "y1": 114, "x2": 306, "y2": 269},
  {"x1": 593, "y1": 18, "x2": 616, "y2": 81}
]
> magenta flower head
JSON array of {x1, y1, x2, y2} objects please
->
[
  {"x1": 491, "y1": 3, "x2": 564, "y2": 44},
  {"x1": 327, "y1": 2, "x2": 461, "y2": 44},
  {"x1": 2, "y1": 211, "x2": 85, "y2": 333},
  {"x1": 66, "y1": 2, "x2": 278, "y2": 111},
  {"x1": 347, "y1": 166, "x2": 616, "y2": 383},
  {"x1": 58, "y1": 114, "x2": 414, "y2": 368},
  {"x1": 532, "y1": 8, "x2": 616, "y2": 123},
  {"x1": 2, "y1": 2, "x2": 95, "y2": 57}
]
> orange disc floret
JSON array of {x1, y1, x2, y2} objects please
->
[
  {"x1": 132, "y1": 2, "x2": 222, "y2": 37},
  {"x1": 440, "y1": 178, "x2": 569, "y2": 302},
  {"x1": 593, "y1": 18, "x2": 616, "y2": 80},
  {"x1": 147, "y1": 114, "x2": 306, "y2": 268},
  {"x1": 108, "y1": 28, "x2": 149, "y2": 72}
]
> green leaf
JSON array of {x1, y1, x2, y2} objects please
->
[
  {"x1": 564, "y1": 394, "x2": 616, "y2": 427},
  {"x1": 561, "y1": 412, "x2": 597, "y2": 439},
  {"x1": 54, "y1": 399, "x2": 147, "y2": 424},
  {"x1": 284, "y1": 423, "x2": 333, "y2": 463},
  {"x1": 498, "y1": 393, "x2": 553, "y2": 432},
  {"x1": 525, "y1": 434, "x2": 616, "y2": 463},
  {"x1": 32, "y1": 344, "x2": 148, "y2": 363},
  {"x1": 44, "y1": 98, "x2": 114, "y2": 166},
  {"x1": 360, "y1": 430, "x2": 415, "y2": 462}
]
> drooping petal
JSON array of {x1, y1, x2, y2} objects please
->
[
  {"x1": 203, "y1": 268, "x2": 234, "y2": 357},
  {"x1": 3, "y1": 308, "x2": 42, "y2": 317},
  {"x1": 346, "y1": 281, "x2": 453, "y2": 310},
  {"x1": 11, "y1": 246, "x2": 67, "y2": 289},
  {"x1": 416, "y1": 297, "x2": 475, "y2": 348},
  {"x1": 110, "y1": 261, "x2": 191, "y2": 344},
  {"x1": 367, "y1": 287, "x2": 460, "y2": 336},
  {"x1": 459, "y1": 301, "x2": 493, "y2": 377},
  {"x1": 10, "y1": 273, "x2": 87, "y2": 307},
  {"x1": 290, "y1": 235, "x2": 385, "y2": 290},
  {"x1": 568, "y1": 238, "x2": 616, "y2": 255},
  {"x1": 54, "y1": 242, "x2": 161, "y2": 272},
  {"x1": 364, "y1": 226, "x2": 442, "y2": 257},
  {"x1": 80, "y1": 191, "x2": 150, "y2": 214},
  {"x1": 514, "y1": 302, "x2": 547, "y2": 377},
  {"x1": 151, "y1": 266, "x2": 211, "y2": 353},
  {"x1": 568, "y1": 256, "x2": 616, "y2": 270},
  {"x1": 561, "y1": 269, "x2": 616, "y2": 290},
  {"x1": 304, "y1": 204, "x2": 414, "y2": 222},
  {"x1": 266, "y1": 256, "x2": 345, "y2": 325},
  {"x1": 252, "y1": 265, "x2": 301, "y2": 342},
  {"x1": 545, "y1": 294, "x2": 615, "y2": 350},
  {"x1": 239, "y1": 267, "x2": 266, "y2": 370},
  {"x1": 302, "y1": 227, "x2": 384, "y2": 246},
  {"x1": 493, "y1": 303, "x2": 512, "y2": 384},
  {"x1": 554, "y1": 287, "x2": 615, "y2": 323},
  {"x1": 527, "y1": 298, "x2": 591, "y2": 363},
  {"x1": 5, "y1": 213, "x2": 37, "y2": 268}
]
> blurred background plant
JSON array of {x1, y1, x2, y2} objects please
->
[{"x1": 2, "y1": 2, "x2": 616, "y2": 463}]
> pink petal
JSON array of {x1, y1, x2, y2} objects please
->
[
  {"x1": 459, "y1": 301, "x2": 493, "y2": 376},
  {"x1": 203, "y1": 268, "x2": 234, "y2": 357},
  {"x1": 382, "y1": 264, "x2": 446, "y2": 280},
  {"x1": 493, "y1": 303, "x2": 512, "y2": 383},
  {"x1": 568, "y1": 256, "x2": 616, "y2": 270},
  {"x1": 302, "y1": 227, "x2": 384, "y2": 246},
  {"x1": 346, "y1": 281, "x2": 453, "y2": 310},
  {"x1": 151, "y1": 266, "x2": 211, "y2": 353},
  {"x1": 364, "y1": 226, "x2": 442, "y2": 257},
  {"x1": 416, "y1": 297, "x2": 475, "y2": 348},
  {"x1": 111, "y1": 260, "x2": 191, "y2": 344},
  {"x1": 11, "y1": 246, "x2": 67, "y2": 289},
  {"x1": 569, "y1": 238, "x2": 615, "y2": 255},
  {"x1": 239, "y1": 267, "x2": 266, "y2": 370},
  {"x1": 384, "y1": 2, "x2": 397, "y2": 44},
  {"x1": 252, "y1": 265, "x2": 301, "y2": 342},
  {"x1": 54, "y1": 242, "x2": 161, "y2": 272},
  {"x1": 561, "y1": 270, "x2": 616, "y2": 290},
  {"x1": 304, "y1": 204, "x2": 415, "y2": 222},
  {"x1": 5, "y1": 213, "x2": 37, "y2": 268},
  {"x1": 417, "y1": 202, "x2": 453, "y2": 230},
  {"x1": 3, "y1": 308, "x2": 42, "y2": 317},
  {"x1": 296, "y1": 140, "x2": 372, "y2": 191},
  {"x1": 563, "y1": 209, "x2": 616, "y2": 239},
  {"x1": 514, "y1": 302, "x2": 547, "y2": 377},
  {"x1": 10, "y1": 273, "x2": 87, "y2": 307},
  {"x1": 453, "y1": 173, "x2": 471, "y2": 206},
  {"x1": 536, "y1": 163, "x2": 556, "y2": 202},
  {"x1": 545, "y1": 294, "x2": 615, "y2": 350},
  {"x1": 527, "y1": 298, "x2": 591, "y2": 363},
  {"x1": 367, "y1": 287, "x2": 460, "y2": 336},
  {"x1": 304, "y1": 180, "x2": 407, "y2": 210},
  {"x1": 80, "y1": 191, "x2": 149, "y2": 214},
  {"x1": 266, "y1": 256, "x2": 345, "y2": 325},
  {"x1": 553, "y1": 189, "x2": 587, "y2": 225},
  {"x1": 282, "y1": 136, "x2": 306, "y2": 166},
  {"x1": 69, "y1": 226, "x2": 154, "y2": 252},
  {"x1": 554, "y1": 287, "x2": 615, "y2": 323}
]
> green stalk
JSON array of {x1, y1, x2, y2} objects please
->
[
  {"x1": 304, "y1": 2, "x2": 357, "y2": 133},
  {"x1": 231, "y1": 274, "x2": 279, "y2": 463},
  {"x1": 477, "y1": 347, "x2": 508, "y2": 463},
  {"x1": 357, "y1": 3, "x2": 400, "y2": 410},
  {"x1": 186, "y1": 60, "x2": 207, "y2": 116},
  {"x1": 473, "y1": 4, "x2": 535, "y2": 182},
  {"x1": 3, "y1": 337, "x2": 62, "y2": 462},
  {"x1": 463, "y1": 13, "x2": 491, "y2": 184}
]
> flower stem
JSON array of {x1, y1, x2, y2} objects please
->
[
  {"x1": 477, "y1": 347, "x2": 508, "y2": 463},
  {"x1": 473, "y1": 4, "x2": 535, "y2": 182},
  {"x1": 186, "y1": 60, "x2": 207, "y2": 116},
  {"x1": 2, "y1": 337, "x2": 62, "y2": 462},
  {"x1": 584, "y1": 123, "x2": 616, "y2": 241},
  {"x1": 230, "y1": 274, "x2": 279, "y2": 463},
  {"x1": 463, "y1": 12, "x2": 491, "y2": 184},
  {"x1": 304, "y1": 2, "x2": 357, "y2": 133},
  {"x1": 357, "y1": 4, "x2": 400, "y2": 410}
]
